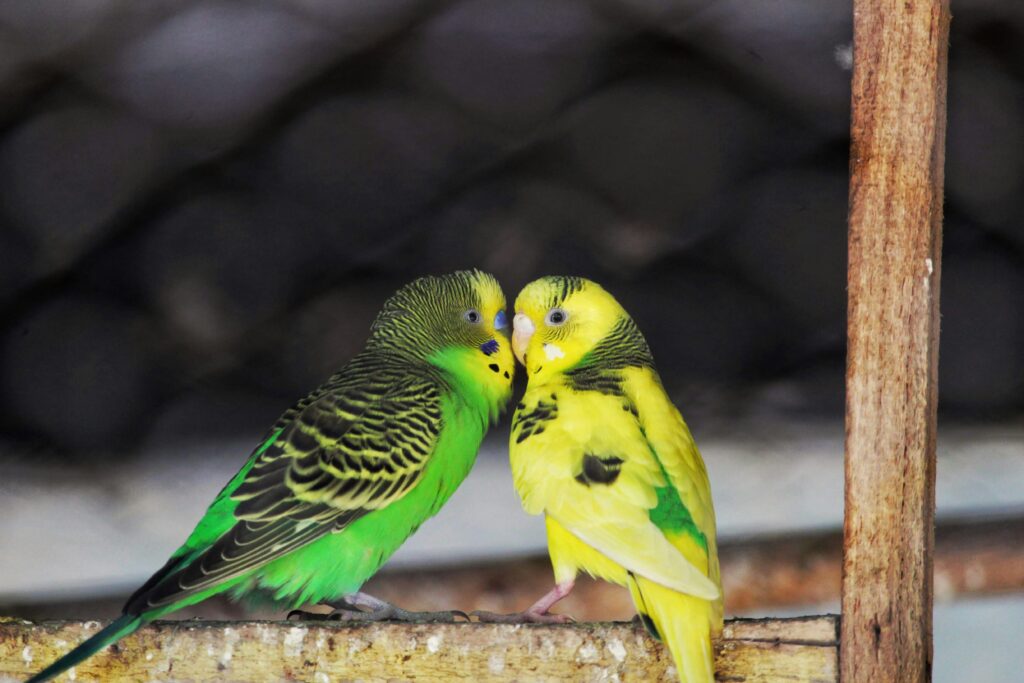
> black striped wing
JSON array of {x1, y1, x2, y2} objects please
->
[
  {"x1": 233, "y1": 370, "x2": 442, "y2": 519},
  {"x1": 126, "y1": 357, "x2": 443, "y2": 612}
]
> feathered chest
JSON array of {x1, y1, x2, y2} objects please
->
[
  {"x1": 428, "y1": 343, "x2": 514, "y2": 428},
  {"x1": 508, "y1": 380, "x2": 652, "y2": 515}
]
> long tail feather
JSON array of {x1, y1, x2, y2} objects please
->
[
  {"x1": 627, "y1": 573, "x2": 718, "y2": 683},
  {"x1": 26, "y1": 614, "x2": 144, "y2": 683}
]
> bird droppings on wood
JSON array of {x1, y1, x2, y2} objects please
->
[
  {"x1": 219, "y1": 626, "x2": 239, "y2": 668},
  {"x1": 607, "y1": 637, "x2": 627, "y2": 663},
  {"x1": 282, "y1": 625, "x2": 306, "y2": 658},
  {"x1": 487, "y1": 652, "x2": 505, "y2": 674},
  {"x1": 576, "y1": 640, "x2": 599, "y2": 663}
]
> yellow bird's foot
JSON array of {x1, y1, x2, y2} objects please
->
[
  {"x1": 472, "y1": 579, "x2": 576, "y2": 624},
  {"x1": 471, "y1": 609, "x2": 574, "y2": 624}
]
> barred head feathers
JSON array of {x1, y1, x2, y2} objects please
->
[
  {"x1": 512, "y1": 276, "x2": 653, "y2": 390},
  {"x1": 369, "y1": 270, "x2": 506, "y2": 358}
]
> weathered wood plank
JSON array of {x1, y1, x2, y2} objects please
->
[
  {"x1": 843, "y1": 0, "x2": 950, "y2": 680},
  {"x1": 0, "y1": 616, "x2": 838, "y2": 682}
]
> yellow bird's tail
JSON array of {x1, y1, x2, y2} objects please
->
[{"x1": 627, "y1": 572, "x2": 721, "y2": 683}]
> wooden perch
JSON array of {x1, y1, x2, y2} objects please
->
[{"x1": 0, "y1": 616, "x2": 837, "y2": 682}]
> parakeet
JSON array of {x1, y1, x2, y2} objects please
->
[
  {"x1": 491, "y1": 276, "x2": 723, "y2": 683},
  {"x1": 27, "y1": 270, "x2": 515, "y2": 683}
]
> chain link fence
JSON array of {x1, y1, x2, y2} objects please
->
[{"x1": 1, "y1": 0, "x2": 1022, "y2": 459}]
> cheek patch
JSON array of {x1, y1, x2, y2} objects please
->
[
  {"x1": 543, "y1": 343, "x2": 565, "y2": 361},
  {"x1": 480, "y1": 339, "x2": 500, "y2": 356}
]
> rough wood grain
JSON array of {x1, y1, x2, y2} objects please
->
[
  {"x1": 0, "y1": 616, "x2": 838, "y2": 682},
  {"x1": 843, "y1": 0, "x2": 950, "y2": 681}
]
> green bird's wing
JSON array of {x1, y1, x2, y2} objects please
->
[{"x1": 125, "y1": 354, "x2": 443, "y2": 614}]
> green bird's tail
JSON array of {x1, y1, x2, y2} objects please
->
[{"x1": 26, "y1": 614, "x2": 144, "y2": 683}]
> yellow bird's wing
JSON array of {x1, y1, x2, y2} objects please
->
[
  {"x1": 551, "y1": 506, "x2": 720, "y2": 600},
  {"x1": 527, "y1": 384, "x2": 719, "y2": 601},
  {"x1": 623, "y1": 366, "x2": 723, "y2": 625}
]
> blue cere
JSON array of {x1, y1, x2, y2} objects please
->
[
  {"x1": 494, "y1": 310, "x2": 508, "y2": 330},
  {"x1": 480, "y1": 339, "x2": 500, "y2": 356}
]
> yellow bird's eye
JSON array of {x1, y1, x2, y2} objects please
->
[
  {"x1": 463, "y1": 309, "x2": 482, "y2": 324},
  {"x1": 545, "y1": 308, "x2": 568, "y2": 326}
]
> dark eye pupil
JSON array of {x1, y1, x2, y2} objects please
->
[
  {"x1": 466, "y1": 310, "x2": 479, "y2": 322},
  {"x1": 551, "y1": 311, "x2": 564, "y2": 323}
]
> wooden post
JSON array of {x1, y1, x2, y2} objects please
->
[{"x1": 842, "y1": 0, "x2": 950, "y2": 681}]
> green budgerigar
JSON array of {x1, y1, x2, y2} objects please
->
[{"x1": 27, "y1": 270, "x2": 515, "y2": 682}]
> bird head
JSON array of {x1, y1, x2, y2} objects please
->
[
  {"x1": 512, "y1": 276, "x2": 629, "y2": 380},
  {"x1": 370, "y1": 270, "x2": 514, "y2": 402}
]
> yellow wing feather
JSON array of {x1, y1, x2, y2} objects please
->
[
  {"x1": 624, "y1": 366, "x2": 724, "y2": 629},
  {"x1": 510, "y1": 368, "x2": 722, "y2": 682},
  {"x1": 628, "y1": 573, "x2": 717, "y2": 682},
  {"x1": 510, "y1": 377, "x2": 719, "y2": 600}
]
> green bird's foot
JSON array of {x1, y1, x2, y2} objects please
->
[
  {"x1": 289, "y1": 592, "x2": 468, "y2": 623},
  {"x1": 472, "y1": 578, "x2": 576, "y2": 625},
  {"x1": 287, "y1": 609, "x2": 332, "y2": 621}
]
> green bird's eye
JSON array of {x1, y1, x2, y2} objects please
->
[
  {"x1": 546, "y1": 308, "x2": 568, "y2": 326},
  {"x1": 463, "y1": 309, "x2": 482, "y2": 324}
]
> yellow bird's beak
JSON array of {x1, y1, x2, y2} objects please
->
[{"x1": 512, "y1": 313, "x2": 535, "y2": 365}]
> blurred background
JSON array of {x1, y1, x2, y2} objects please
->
[{"x1": 0, "y1": 1, "x2": 1022, "y2": 680}]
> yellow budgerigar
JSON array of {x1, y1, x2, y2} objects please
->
[{"x1": 486, "y1": 276, "x2": 723, "y2": 682}]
